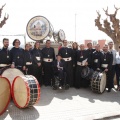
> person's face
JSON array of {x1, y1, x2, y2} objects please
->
[
  {"x1": 63, "y1": 41, "x2": 67, "y2": 47},
  {"x1": 80, "y1": 44, "x2": 84, "y2": 50},
  {"x1": 87, "y1": 43, "x2": 92, "y2": 49},
  {"x1": 46, "y1": 41, "x2": 51, "y2": 47},
  {"x1": 73, "y1": 43, "x2": 77, "y2": 49},
  {"x1": 103, "y1": 46, "x2": 108, "y2": 52},
  {"x1": 25, "y1": 44, "x2": 30, "y2": 51},
  {"x1": 57, "y1": 55, "x2": 62, "y2": 61},
  {"x1": 3, "y1": 40, "x2": 9, "y2": 48},
  {"x1": 14, "y1": 40, "x2": 20, "y2": 47},
  {"x1": 35, "y1": 42, "x2": 40, "y2": 48},
  {"x1": 95, "y1": 45, "x2": 100, "y2": 51},
  {"x1": 108, "y1": 42, "x2": 113, "y2": 49},
  {"x1": 30, "y1": 45, "x2": 32, "y2": 49}
]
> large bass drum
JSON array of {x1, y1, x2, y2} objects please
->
[
  {"x1": 26, "y1": 16, "x2": 54, "y2": 41},
  {"x1": 53, "y1": 29, "x2": 65, "y2": 42},
  {"x1": 91, "y1": 71, "x2": 106, "y2": 94},
  {"x1": 12, "y1": 75, "x2": 40, "y2": 108},
  {"x1": 0, "y1": 67, "x2": 24, "y2": 84},
  {"x1": 81, "y1": 66, "x2": 94, "y2": 80},
  {"x1": 0, "y1": 77, "x2": 11, "y2": 115}
]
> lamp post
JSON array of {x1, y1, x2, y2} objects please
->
[{"x1": 75, "y1": 13, "x2": 77, "y2": 42}]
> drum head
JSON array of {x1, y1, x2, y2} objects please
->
[
  {"x1": 99, "y1": 72, "x2": 106, "y2": 93},
  {"x1": 0, "y1": 77, "x2": 11, "y2": 115},
  {"x1": 12, "y1": 75, "x2": 40, "y2": 108},
  {"x1": 53, "y1": 29, "x2": 65, "y2": 42},
  {"x1": 26, "y1": 16, "x2": 50, "y2": 41},
  {"x1": 53, "y1": 31, "x2": 59, "y2": 41},
  {"x1": 81, "y1": 67, "x2": 90, "y2": 78},
  {"x1": 1, "y1": 68, "x2": 24, "y2": 84},
  {"x1": 58, "y1": 29, "x2": 65, "y2": 41}
]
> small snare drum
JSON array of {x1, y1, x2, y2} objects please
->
[{"x1": 91, "y1": 71, "x2": 106, "y2": 94}]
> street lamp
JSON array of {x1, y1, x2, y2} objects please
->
[{"x1": 75, "y1": 13, "x2": 77, "y2": 42}]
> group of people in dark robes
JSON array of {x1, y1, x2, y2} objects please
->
[
  {"x1": 73, "y1": 42, "x2": 118, "y2": 92},
  {"x1": 0, "y1": 38, "x2": 120, "y2": 92},
  {"x1": 0, "y1": 38, "x2": 55, "y2": 86}
]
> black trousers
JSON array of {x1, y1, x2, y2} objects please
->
[
  {"x1": 43, "y1": 62, "x2": 53, "y2": 86},
  {"x1": 65, "y1": 61, "x2": 73, "y2": 87},
  {"x1": 73, "y1": 66, "x2": 76, "y2": 87},
  {"x1": 111, "y1": 65, "x2": 116, "y2": 88},
  {"x1": 115, "y1": 64, "x2": 120, "y2": 87},
  {"x1": 33, "y1": 65, "x2": 42, "y2": 85},
  {"x1": 101, "y1": 68, "x2": 113, "y2": 89},
  {"x1": 25, "y1": 65, "x2": 33, "y2": 75},
  {"x1": 75, "y1": 66, "x2": 90, "y2": 88}
]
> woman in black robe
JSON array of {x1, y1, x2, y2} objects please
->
[{"x1": 72, "y1": 42, "x2": 78, "y2": 87}]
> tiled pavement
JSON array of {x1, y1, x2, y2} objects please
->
[{"x1": 1, "y1": 86, "x2": 120, "y2": 120}]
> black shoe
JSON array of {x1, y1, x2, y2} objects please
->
[
  {"x1": 59, "y1": 86, "x2": 62, "y2": 90},
  {"x1": 52, "y1": 85, "x2": 57, "y2": 90},
  {"x1": 107, "y1": 89, "x2": 111, "y2": 92},
  {"x1": 65, "y1": 84, "x2": 70, "y2": 90}
]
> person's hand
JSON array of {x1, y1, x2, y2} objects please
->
[
  {"x1": 85, "y1": 62, "x2": 88, "y2": 66},
  {"x1": 57, "y1": 65, "x2": 60, "y2": 68},
  {"x1": 23, "y1": 66, "x2": 26, "y2": 70},
  {"x1": 38, "y1": 63, "x2": 41, "y2": 67},
  {"x1": 97, "y1": 68, "x2": 100, "y2": 70},
  {"x1": 11, "y1": 64, "x2": 15, "y2": 68},
  {"x1": 104, "y1": 69, "x2": 108, "y2": 72}
]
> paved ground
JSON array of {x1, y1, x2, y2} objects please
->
[{"x1": 1, "y1": 86, "x2": 120, "y2": 120}]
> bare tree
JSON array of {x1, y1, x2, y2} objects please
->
[
  {"x1": 0, "y1": 4, "x2": 9, "y2": 28},
  {"x1": 95, "y1": 5, "x2": 120, "y2": 50}
]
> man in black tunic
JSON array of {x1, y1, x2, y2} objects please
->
[
  {"x1": 100, "y1": 45, "x2": 113, "y2": 92},
  {"x1": 58, "y1": 40, "x2": 74, "y2": 87},
  {"x1": 42, "y1": 40, "x2": 55, "y2": 86},
  {"x1": 91, "y1": 44, "x2": 102, "y2": 71},
  {"x1": 0, "y1": 38, "x2": 11, "y2": 69},
  {"x1": 86, "y1": 42, "x2": 95, "y2": 68},
  {"x1": 75, "y1": 44, "x2": 88, "y2": 88}
]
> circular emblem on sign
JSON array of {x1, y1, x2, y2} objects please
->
[
  {"x1": 26, "y1": 16, "x2": 50, "y2": 41},
  {"x1": 59, "y1": 29, "x2": 65, "y2": 40}
]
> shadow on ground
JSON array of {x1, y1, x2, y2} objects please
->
[
  {"x1": 0, "y1": 101, "x2": 40, "y2": 120},
  {"x1": 36, "y1": 86, "x2": 120, "y2": 106}
]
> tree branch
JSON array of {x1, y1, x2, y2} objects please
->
[
  {"x1": 0, "y1": 4, "x2": 6, "y2": 18},
  {"x1": 0, "y1": 13, "x2": 9, "y2": 28},
  {"x1": 103, "y1": 7, "x2": 110, "y2": 16},
  {"x1": 114, "y1": 5, "x2": 120, "y2": 17}
]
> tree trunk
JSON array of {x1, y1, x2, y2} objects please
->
[{"x1": 114, "y1": 42, "x2": 120, "y2": 51}]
